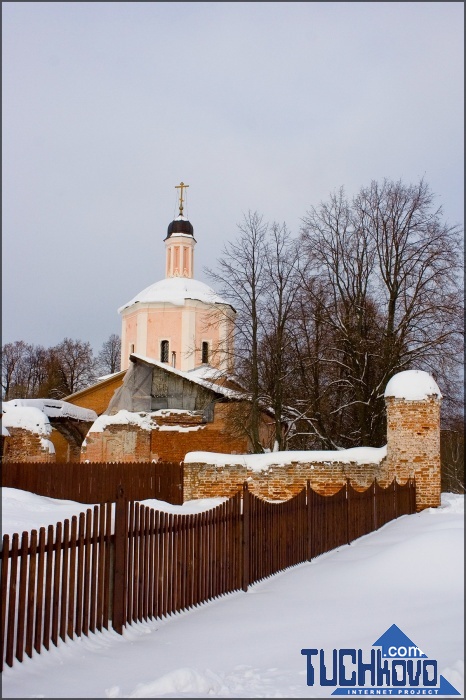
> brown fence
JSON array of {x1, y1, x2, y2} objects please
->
[
  {"x1": 1, "y1": 461, "x2": 184, "y2": 505},
  {"x1": 1, "y1": 477, "x2": 415, "y2": 670}
]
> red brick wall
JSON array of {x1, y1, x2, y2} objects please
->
[
  {"x1": 81, "y1": 424, "x2": 153, "y2": 463},
  {"x1": 385, "y1": 396, "x2": 441, "y2": 511},
  {"x1": 79, "y1": 405, "x2": 251, "y2": 464},
  {"x1": 184, "y1": 396, "x2": 442, "y2": 511},
  {"x1": 2, "y1": 428, "x2": 55, "y2": 463},
  {"x1": 150, "y1": 405, "x2": 250, "y2": 462},
  {"x1": 183, "y1": 459, "x2": 395, "y2": 501}
]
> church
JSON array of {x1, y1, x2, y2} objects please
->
[
  {"x1": 118, "y1": 182, "x2": 235, "y2": 374},
  {"x1": 1, "y1": 183, "x2": 275, "y2": 463}
]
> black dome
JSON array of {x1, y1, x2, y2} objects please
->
[{"x1": 166, "y1": 218, "x2": 194, "y2": 238}]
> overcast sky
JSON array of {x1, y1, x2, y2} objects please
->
[{"x1": 2, "y1": 2, "x2": 464, "y2": 353}]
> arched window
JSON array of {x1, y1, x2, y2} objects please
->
[
  {"x1": 171, "y1": 351, "x2": 176, "y2": 368},
  {"x1": 201, "y1": 341, "x2": 209, "y2": 364},
  {"x1": 160, "y1": 340, "x2": 169, "y2": 363}
]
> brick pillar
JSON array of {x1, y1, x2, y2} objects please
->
[{"x1": 385, "y1": 371, "x2": 441, "y2": 512}]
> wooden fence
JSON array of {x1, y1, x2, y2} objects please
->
[
  {"x1": 1, "y1": 461, "x2": 184, "y2": 505},
  {"x1": 1, "y1": 477, "x2": 415, "y2": 670}
]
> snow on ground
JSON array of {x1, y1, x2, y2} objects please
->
[
  {"x1": 1, "y1": 491, "x2": 463, "y2": 699},
  {"x1": 1, "y1": 488, "x2": 226, "y2": 537}
]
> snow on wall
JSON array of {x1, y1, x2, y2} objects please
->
[
  {"x1": 184, "y1": 445, "x2": 387, "y2": 472},
  {"x1": 384, "y1": 370, "x2": 442, "y2": 400},
  {"x1": 2, "y1": 406, "x2": 53, "y2": 436},
  {"x1": 40, "y1": 439, "x2": 56, "y2": 454},
  {"x1": 2, "y1": 398, "x2": 97, "y2": 422},
  {"x1": 88, "y1": 410, "x2": 157, "y2": 433}
]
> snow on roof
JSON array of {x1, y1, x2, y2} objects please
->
[
  {"x1": 184, "y1": 445, "x2": 387, "y2": 472},
  {"x1": 87, "y1": 408, "x2": 208, "y2": 435},
  {"x1": 2, "y1": 406, "x2": 52, "y2": 436},
  {"x1": 187, "y1": 365, "x2": 227, "y2": 381},
  {"x1": 2, "y1": 424, "x2": 10, "y2": 437},
  {"x1": 384, "y1": 370, "x2": 442, "y2": 400},
  {"x1": 2, "y1": 398, "x2": 97, "y2": 422},
  {"x1": 187, "y1": 365, "x2": 244, "y2": 388},
  {"x1": 130, "y1": 353, "x2": 246, "y2": 400},
  {"x1": 118, "y1": 277, "x2": 234, "y2": 313},
  {"x1": 96, "y1": 372, "x2": 119, "y2": 382},
  {"x1": 88, "y1": 410, "x2": 157, "y2": 433}
]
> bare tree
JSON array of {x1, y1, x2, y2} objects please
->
[
  {"x1": 96, "y1": 334, "x2": 121, "y2": 376},
  {"x1": 259, "y1": 222, "x2": 303, "y2": 450},
  {"x1": 300, "y1": 178, "x2": 464, "y2": 447},
  {"x1": 1, "y1": 341, "x2": 32, "y2": 399},
  {"x1": 205, "y1": 211, "x2": 268, "y2": 452},
  {"x1": 441, "y1": 417, "x2": 464, "y2": 494},
  {"x1": 2, "y1": 337, "x2": 100, "y2": 400},
  {"x1": 50, "y1": 338, "x2": 97, "y2": 397}
]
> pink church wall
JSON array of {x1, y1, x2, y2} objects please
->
[
  {"x1": 122, "y1": 302, "x2": 232, "y2": 371},
  {"x1": 194, "y1": 307, "x2": 225, "y2": 366},
  {"x1": 146, "y1": 308, "x2": 183, "y2": 363}
]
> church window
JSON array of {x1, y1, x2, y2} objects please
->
[
  {"x1": 161, "y1": 340, "x2": 169, "y2": 363},
  {"x1": 202, "y1": 342, "x2": 209, "y2": 364}
]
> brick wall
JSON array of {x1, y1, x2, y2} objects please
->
[
  {"x1": 2, "y1": 428, "x2": 55, "y2": 463},
  {"x1": 150, "y1": 405, "x2": 250, "y2": 462},
  {"x1": 385, "y1": 396, "x2": 441, "y2": 511},
  {"x1": 80, "y1": 404, "x2": 251, "y2": 463},
  {"x1": 81, "y1": 424, "x2": 152, "y2": 463},
  {"x1": 184, "y1": 394, "x2": 442, "y2": 511},
  {"x1": 183, "y1": 459, "x2": 396, "y2": 501}
]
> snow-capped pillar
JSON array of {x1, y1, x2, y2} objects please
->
[{"x1": 384, "y1": 370, "x2": 442, "y2": 512}]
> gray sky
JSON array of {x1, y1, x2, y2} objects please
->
[{"x1": 2, "y1": 2, "x2": 464, "y2": 353}]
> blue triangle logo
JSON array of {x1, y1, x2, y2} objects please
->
[
  {"x1": 438, "y1": 674, "x2": 462, "y2": 696},
  {"x1": 372, "y1": 623, "x2": 427, "y2": 658}
]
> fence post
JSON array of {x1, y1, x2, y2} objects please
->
[
  {"x1": 306, "y1": 481, "x2": 313, "y2": 561},
  {"x1": 112, "y1": 485, "x2": 127, "y2": 635},
  {"x1": 242, "y1": 483, "x2": 249, "y2": 592},
  {"x1": 346, "y1": 478, "x2": 351, "y2": 544}
]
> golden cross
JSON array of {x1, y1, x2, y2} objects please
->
[{"x1": 175, "y1": 181, "x2": 189, "y2": 216}]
